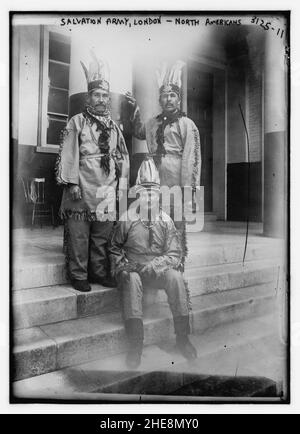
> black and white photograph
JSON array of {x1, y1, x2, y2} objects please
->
[{"x1": 10, "y1": 10, "x2": 289, "y2": 404}]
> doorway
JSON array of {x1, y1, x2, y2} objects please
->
[{"x1": 187, "y1": 65, "x2": 213, "y2": 212}]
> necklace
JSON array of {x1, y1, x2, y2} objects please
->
[
  {"x1": 139, "y1": 211, "x2": 161, "y2": 227},
  {"x1": 139, "y1": 217, "x2": 159, "y2": 247},
  {"x1": 139, "y1": 219, "x2": 157, "y2": 229}
]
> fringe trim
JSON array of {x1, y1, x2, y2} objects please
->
[
  {"x1": 181, "y1": 218, "x2": 188, "y2": 265},
  {"x1": 60, "y1": 209, "x2": 98, "y2": 222},
  {"x1": 55, "y1": 128, "x2": 70, "y2": 186},
  {"x1": 150, "y1": 262, "x2": 181, "y2": 279},
  {"x1": 184, "y1": 278, "x2": 192, "y2": 312},
  {"x1": 192, "y1": 125, "x2": 201, "y2": 188},
  {"x1": 63, "y1": 222, "x2": 71, "y2": 281},
  {"x1": 183, "y1": 277, "x2": 193, "y2": 333},
  {"x1": 188, "y1": 309, "x2": 194, "y2": 334},
  {"x1": 175, "y1": 219, "x2": 188, "y2": 272},
  {"x1": 60, "y1": 209, "x2": 116, "y2": 222}
]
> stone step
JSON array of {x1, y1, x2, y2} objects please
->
[
  {"x1": 187, "y1": 242, "x2": 283, "y2": 269},
  {"x1": 12, "y1": 239, "x2": 282, "y2": 291},
  {"x1": 13, "y1": 313, "x2": 284, "y2": 400},
  {"x1": 12, "y1": 229, "x2": 283, "y2": 292},
  {"x1": 12, "y1": 259, "x2": 280, "y2": 329},
  {"x1": 12, "y1": 284, "x2": 120, "y2": 330},
  {"x1": 204, "y1": 212, "x2": 218, "y2": 222},
  {"x1": 12, "y1": 282, "x2": 277, "y2": 381},
  {"x1": 187, "y1": 260, "x2": 280, "y2": 296},
  {"x1": 13, "y1": 259, "x2": 68, "y2": 291}
]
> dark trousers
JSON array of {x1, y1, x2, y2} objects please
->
[
  {"x1": 119, "y1": 269, "x2": 190, "y2": 320},
  {"x1": 65, "y1": 218, "x2": 114, "y2": 281}
]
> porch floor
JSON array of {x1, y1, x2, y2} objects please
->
[{"x1": 12, "y1": 221, "x2": 284, "y2": 268}]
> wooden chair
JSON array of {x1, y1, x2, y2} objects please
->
[{"x1": 21, "y1": 177, "x2": 54, "y2": 228}]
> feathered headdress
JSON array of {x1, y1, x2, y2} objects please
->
[
  {"x1": 156, "y1": 60, "x2": 185, "y2": 95},
  {"x1": 80, "y1": 50, "x2": 110, "y2": 92}
]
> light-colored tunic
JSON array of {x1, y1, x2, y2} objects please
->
[
  {"x1": 132, "y1": 108, "x2": 201, "y2": 189},
  {"x1": 56, "y1": 112, "x2": 129, "y2": 220},
  {"x1": 109, "y1": 211, "x2": 182, "y2": 278},
  {"x1": 109, "y1": 210, "x2": 191, "y2": 320}
]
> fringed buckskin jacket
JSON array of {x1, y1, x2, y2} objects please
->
[
  {"x1": 131, "y1": 107, "x2": 201, "y2": 189},
  {"x1": 56, "y1": 107, "x2": 129, "y2": 221},
  {"x1": 108, "y1": 209, "x2": 192, "y2": 310},
  {"x1": 109, "y1": 210, "x2": 183, "y2": 278}
]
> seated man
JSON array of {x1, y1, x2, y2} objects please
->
[{"x1": 109, "y1": 157, "x2": 197, "y2": 369}]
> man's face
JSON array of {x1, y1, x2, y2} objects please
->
[
  {"x1": 139, "y1": 188, "x2": 160, "y2": 218},
  {"x1": 88, "y1": 89, "x2": 109, "y2": 113},
  {"x1": 159, "y1": 91, "x2": 180, "y2": 114}
]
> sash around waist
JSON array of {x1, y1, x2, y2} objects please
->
[
  {"x1": 150, "y1": 152, "x2": 182, "y2": 159},
  {"x1": 80, "y1": 153, "x2": 110, "y2": 161}
]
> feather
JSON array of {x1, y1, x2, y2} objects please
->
[
  {"x1": 90, "y1": 50, "x2": 100, "y2": 76},
  {"x1": 164, "y1": 65, "x2": 171, "y2": 86},
  {"x1": 90, "y1": 50, "x2": 104, "y2": 81},
  {"x1": 168, "y1": 69, "x2": 175, "y2": 86},
  {"x1": 80, "y1": 61, "x2": 89, "y2": 84},
  {"x1": 176, "y1": 60, "x2": 185, "y2": 87},
  {"x1": 90, "y1": 62, "x2": 98, "y2": 82},
  {"x1": 103, "y1": 59, "x2": 110, "y2": 83},
  {"x1": 155, "y1": 69, "x2": 163, "y2": 88},
  {"x1": 81, "y1": 52, "x2": 110, "y2": 86},
  {"x1": 156, "y1": 61, "x2": 168, "y2": 88},
  {"x1": 170, "y1": 60, "x2": 185, "y2": 88}
]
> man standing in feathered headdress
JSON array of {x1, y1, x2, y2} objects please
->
[
  {"x1": 56, "y1": 51, "x2": 129, "y2": 293},
  {"x1": 109, "y1": 157, "x2": 197, "y2": 369},
  {"x1": 125, "y1": 61, "x2": 201, "y2": 265}
]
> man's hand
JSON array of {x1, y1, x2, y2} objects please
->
[
  {"x1": 117, "y1": 262, "x2": 139, "y2": 275},
  {"x1": 116, "y1": 262, "x2": 139, "y2": 282},
  {"x1": 116, "y1": 270, "x2": 130, "y2": 282},
  {"x1": 116, "y1": 262, "x2": 147, "y2": 280},
  {"x1": 69, "y1": 184, "x2": 82, "y2": 201},
  {"x1": 125, "y1": 91, "x2": 137, "y2": 109},
  {"x1": 139, "y1": 263, "x2": 154, "y2": 278}
]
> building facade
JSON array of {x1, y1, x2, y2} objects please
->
[{"x1": 11, "y1": 15, "x2": 288, "y2": 237}]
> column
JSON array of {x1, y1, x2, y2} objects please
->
[
  {"x1": 263, "y1": 29, "x2": 288, "y2": 237},
  {"x1": 131, "y1": 55, "x2": 161, "y2": 154},
  {"x1": 129, "y1": 56, "x2": 161, "y2": 184}
]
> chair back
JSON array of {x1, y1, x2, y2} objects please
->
[
  {"x1": 20, "y1": 177, "x2": 31, "y2": 203},
  {"x1": 21, "y1": 177, "x2": 46, "y2": 204}
]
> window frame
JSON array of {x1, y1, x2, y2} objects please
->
[{"x1": 37, "y1": 25, "x2": 71, "y2": 154}]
